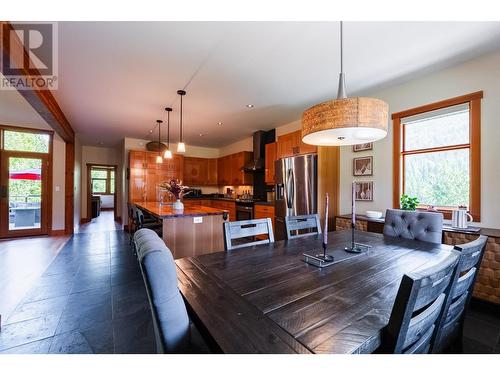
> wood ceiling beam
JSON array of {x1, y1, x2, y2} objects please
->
[{"x1": 0, "y1": 21, "x2": 75, "y2": 143}]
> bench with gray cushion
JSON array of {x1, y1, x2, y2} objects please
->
[
  {"x1": 133, "y1": 228, "x2": 208, "y2": 353},
  {"x1": 431, "y1": 235, "x2": 488, "y2": 353},
  {"x1": 381, "y1": 250, "x2": 460, "y2": 353},
  {"x1": 383, "y1": 209, "x2": 444, "y2": 244}
]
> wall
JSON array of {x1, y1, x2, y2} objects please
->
[
  {"x1": 73, "y1": 136, "x2": 82, "y2": 230},
  {"x1": 81, "y1": 145, "x2": 120, "y2": 219},
  {"x1": 339, "y1": 50, "x2": 500, "y2": 228},
  {"x1": 0, "y1": 84, "x2": 67, "y2": 231}
]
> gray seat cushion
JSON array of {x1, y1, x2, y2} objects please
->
[
  {"x1": 142, "y1": 248, "x2": 190, "y2": 353},
  {"x1": 383, "y1": 209, "x2": 443, "y2": 244}
]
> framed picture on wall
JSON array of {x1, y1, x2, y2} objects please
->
[
  {"x1": 353, "y1": 142, "x2": 373, "y2": 152},
  {"x1": 353, "y1": 156, "x2": 373, "y2": 176},
  {"x1": 354, "y1": 181, "x2": 373, "y2": 201}
]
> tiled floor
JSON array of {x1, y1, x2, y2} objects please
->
[
  {"x1": 0, "y1": 231, "x2": 155, "y2": 354},
  {"x1": 0, "y1": 227, "x2": 499, "y2": 354}
]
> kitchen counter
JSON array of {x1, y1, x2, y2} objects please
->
[
  {"x1": 254, "y1": 201, "x2": 274, "y2": 206},
  {"x1": 135, "y1": 201, "x2": 226, "y2": 259},
  {"x1": 135, "y1": 201, "x2": 228, "y2": 219}
]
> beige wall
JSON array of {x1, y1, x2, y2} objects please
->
[
  {"x1": 81, "y1": 145, "x2": 121, "y2": 219},
  {"x1": 338, "y1": 50, "x2": 500, "y2": 228},
  {"x1": 0, "y1": 96, "x2": 66, "y2": 231},
  {"x1": 73, "y1": 136, "x2": 82, "y2": 229}
]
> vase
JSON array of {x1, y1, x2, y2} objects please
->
[{"x1": 173, "y1": 199, "x2": 184, "y2": 211}]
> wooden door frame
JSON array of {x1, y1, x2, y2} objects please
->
[
  {"x1": 86, "y1": 163, "x2": 118, "y2": 222},
  {"x1": 0, "y1": 150, "x2": 52, "y2": 238}
]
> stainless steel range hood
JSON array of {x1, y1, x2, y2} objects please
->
[{"x1": 243, "y1": 130, "x2": 266, "y2": 172}]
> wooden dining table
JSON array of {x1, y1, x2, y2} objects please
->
[{"x1": 175, "y1": 230, "x2": 455, "y2": 354}]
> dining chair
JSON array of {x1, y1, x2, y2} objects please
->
[
  {"x1": 284, "y1": 214, "x2": 321, "y2": 240},
  {"x1": 383, "y1": 209, "x2": 444, "y2": 244},
  {"x1": 223, "y1": 218, "x2": 274, "y2": 251},
  {"x1": 431, "y1": 235, "x2": 488, "y2": 353},
  {"x1": 381, "y1": 250, "x2": 460, "y2": 353},
  {"x1": 135, "y1": 228, "x2": 210, "y2": 354},
  {"x1": 135, "y1": 207, "x2": 162, "y2": 235}
]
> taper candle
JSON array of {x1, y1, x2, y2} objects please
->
[
  {"x1": 352, "y1": 181, "x2": 356, "y2": 226},
  {"x1": 323, "y1": 193, "x2": 329, "y2": 245}
]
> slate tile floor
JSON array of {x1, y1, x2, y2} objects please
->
[
  {"x1": 0, "y1": 231, "x2": 155, "y2": 354},
  {"x1": 1, "y1": 229, "x2": 500, "y2": 354}
]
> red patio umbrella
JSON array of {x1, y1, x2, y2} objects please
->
[{"x1": 9, "y1": 168, "x2": 41, "y2": 180}]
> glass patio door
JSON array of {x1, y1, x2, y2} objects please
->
[{"x1": 0, "y1": 151, "x2": 49, "y2": 238}]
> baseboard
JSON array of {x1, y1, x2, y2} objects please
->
[
  {"x1": 80, "y1": 218, "x2": 91, "y2": 224},
  {"x1": 50, "y1": 229, "x2": 66, "y2": 236},
  {"x1": 116, "y1": 216, "x2": 122, "y2": 223},
  {"x1": 101, "y1": 207, "x2": 114, "y2": 211}
]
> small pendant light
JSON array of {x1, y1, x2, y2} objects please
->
[
  {"x1": 301, "y1": 22, "x2": 389, "y2": 146},
  {"x1": 164, "y1": 107, "x2": 173, "y2": 159},
  {"x1": 177, "y1": 89, "x2": 186, "y2": 153},
  {"x1": 155, "y1": 119, "x2": 163, "y2": 163}
]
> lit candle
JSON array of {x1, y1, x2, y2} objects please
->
[
  {"x1": 323, "y1": 193, "x2": 329, "y2": 245},
  {"x1": 352, "y1": 181, "x2": 356, "y2": 226}
]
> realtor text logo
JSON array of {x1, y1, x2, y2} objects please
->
[{"x1": 1, "y1": 22, "x2": 58, "y2": 90}]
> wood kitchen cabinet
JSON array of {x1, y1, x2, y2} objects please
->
[
  {"x1": 254, "y1": 204, "x2": 275, "y2": 238},
  {"x1": 184, "y1": 157, "x2": 218, "y2": 186},
  {"x1": 265, "y1": 142, "x2": 277, "y2": 185},
  {"x1": 230, "y1": 151, "x2": 253, "y2": 186},
  {"x1": 277, "y1": 130, "x2": 317, "y2": 160},
  {"x1": 207, "y1": 158, "x2": 218, "y2": 185},
  {"x1": 128, "y1": 150, "x2": 184, "y2": 203}
]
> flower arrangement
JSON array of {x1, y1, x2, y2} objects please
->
[{"x1": 159, "y1": 179, "x2": 190, "y2": 200}]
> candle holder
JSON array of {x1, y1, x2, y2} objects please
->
[
  {"x1": 303, "y1": 243, "x2": 335, "y2": 268},
  {"x1": 344, "y1": 223, "x2": 372, "y2": 253}
]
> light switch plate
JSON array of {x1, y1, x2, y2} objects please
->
[{"x1": 193, "y1": 217, "x2": 203, "y2": 224}]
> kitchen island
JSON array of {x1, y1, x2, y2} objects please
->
[{"x1": 135, "y1": 201, "x2": 228, "y2": 259}]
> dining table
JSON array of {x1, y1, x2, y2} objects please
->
[{"x1": 175, "y1": 229, "x2": 455, "y2": 354}]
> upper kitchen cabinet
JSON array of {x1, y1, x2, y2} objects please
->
[
  {"x1": 183, "y1": 157, "x2": 218, "y2": 186},
  {"x1": 277, "y1": 129, "x2": 317, "y2": 160},
  {"x1": 231, "y1": 151, "x2": 253, "y2": 185},
  {"x1": 128, "y1": 150, "x2": 184, "y2": 203},
  {"x1": 265, "y1": 142, "x2": 277, "y2": 185}
]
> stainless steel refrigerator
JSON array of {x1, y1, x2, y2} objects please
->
[{"x1": 274, "y1": 154, "x2": 318, "y2": 240}]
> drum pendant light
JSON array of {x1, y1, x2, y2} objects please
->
[
  {"x1": 301, "y1": 22, "x2": 389, "y2": 146},
  {"x1": 155, "y1": 119, "x2": 163, "y2": 163},
  {"x1": 176, "y1": 90, "x2": 186, "y2": 153},
  {"x1": 164, "y1": 107, "x2": 173, "y2": 159}
]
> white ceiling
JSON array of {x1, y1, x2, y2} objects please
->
[{"x1": 51, "y1": 21, "x2": 500, "y2": 147}]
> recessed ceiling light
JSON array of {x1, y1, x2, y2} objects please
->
[
  {"x1": 149, "y1": 130, "x2": 153, "y2": 133},
  {"x1": 217, "y1": 122, "x2": 223, "y2": 125},
  {"x1": 199, "y1": 133, "x2": 204, "y2": 137},
  {"x1": 246, "y1": 104, "x2": 254, "y2": 108}
]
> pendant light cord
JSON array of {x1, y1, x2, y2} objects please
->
[
  {"x1": 340, "y1": 21, "x2": 343, "y2": 74},
  {"x1": 180, "y1": 94, "x2": 183, "y2": 142},
  {"x1": 167, "y1": 110, "x2": 170, "y2": 148},
  {"x1": 157, "y1": 120, "x2": 161, "y2": 156}
]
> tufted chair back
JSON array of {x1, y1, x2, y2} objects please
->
[{"x1": 383, "y1": 209, "x2": 443, "y2": 244}]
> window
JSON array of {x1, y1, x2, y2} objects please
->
[
  {"x1": 392, "y1": 92, "x2": 482, "y2": 221},
  {"x1": 91, "y1": 168, "x2": 115, "y2": 195},
  {"x1": 3, "y1": 130, "x2": 50, "y2": 153}
]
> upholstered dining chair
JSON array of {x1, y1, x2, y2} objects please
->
[
  {"x1": 284, "y1": 214, "x2": 322, "y2": 240},
  {"x1": 383, "y1": 209, "x2": 444, "y2": 244},
  {"x1": 381, "y1": 250, "x2": 460, "y2": 353},
  {"x1": 431, "y1": 235, "x2": 488, "y2": 353},
  {"x1": 223, "y1": 218, "x2": 274, "y2": 251}
]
